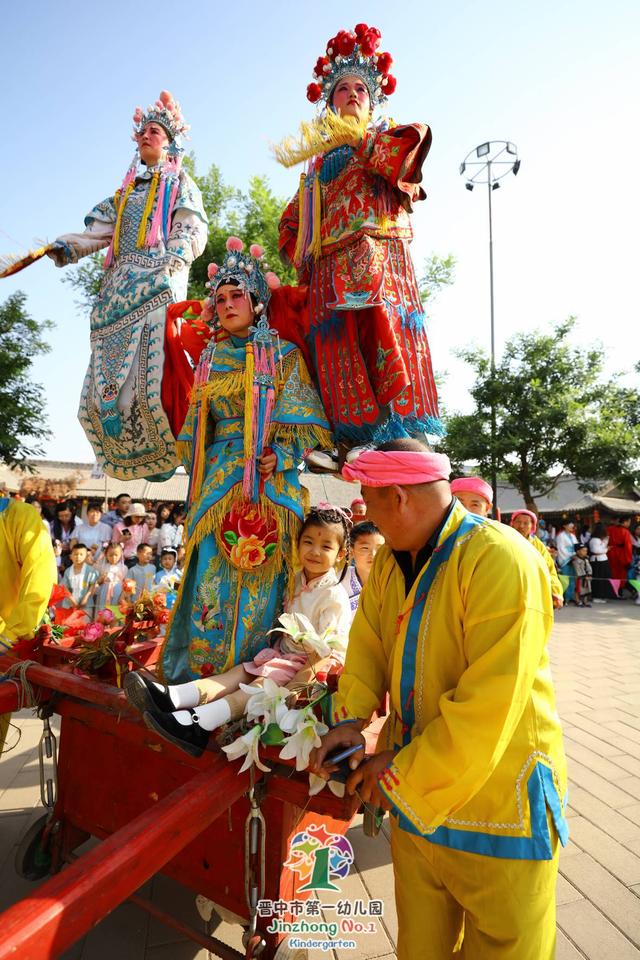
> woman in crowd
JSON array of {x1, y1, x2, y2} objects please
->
[
  {"x1": 50, "y1": 500, "x2": 81, "y2": 573},
  {"x1": 112, "y1": 503, "x2": 150, "y2": 568},
  {"x1": 589, "y1": 522, "x2": 615, "y2": 602}
]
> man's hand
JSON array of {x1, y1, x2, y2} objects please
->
[
  {"x1": 552, "y1": 595, "x2": 563, "y2": 609},
  {"x1": 309, "y1": 723, "x2": 366, "y2": 778},
  {"x1": 345, "y1": 750, "x2": 395, "y2": 812}
]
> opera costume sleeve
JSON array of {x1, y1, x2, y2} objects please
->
[
  {"x1": 355, "y1": 122, "x2": 432, "y2": 208},
  {"x1": 48, "y1": 196, "x2": 116, "y2": 267},
  {"x1": 0, "y1": 501, "x2": 57, "y2": 653},
  {"x1": 380, "y1": 528, "x2": 555, "y2": 834},
  {"x1": 164, "y1": 171, "x2": 208, "y2": 269},
  {"x1": 268, "y1": 343, "x2": 333, "y2": 474}
]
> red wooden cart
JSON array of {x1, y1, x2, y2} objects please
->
[{"x1": 0, "y1": 654, "x2": 382, "y2": 960}]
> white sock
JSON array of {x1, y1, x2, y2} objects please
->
[
  {"x1": 172, "y1": 710, "x2": 194, "y2": 726},
  {"x1": 157, "y1": 681, "x2": 200, "y2": 710},
  {"x1": 192, "y1": 698, "x2": 231, "y2": 731}
]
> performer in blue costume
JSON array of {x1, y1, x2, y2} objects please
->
[
  {"x1": 47, "y1": 91, "x2": 208, "y2": 481},
  {"x1": 160, "y1": 238, "x2": 332, "y2": 683}
]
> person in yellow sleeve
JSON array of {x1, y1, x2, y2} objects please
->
[
  {"x1": 311, "y1": 440, "x2": 568, "y2": 960},
  {"x1": 511, "y1": 509, "x2": 564, "y2": 610},
  {"x1": 0, "y1": 497, "x2": 57, "y2": 753},
  {"x1": 450, "y1": 475, "x2": 493, "y2": 517}
]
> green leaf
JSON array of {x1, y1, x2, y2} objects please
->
[
  {"x1": 260, "y1": 723, "x2": 285, "y2": 745},
  {"x1": 223, "y1": 531, "x2": 238, "y2": 545},
  {"x1": 264, "y1": 542, "x2": 277, "y2": 557}
]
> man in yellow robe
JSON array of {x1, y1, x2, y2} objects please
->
[
  {"x1": 511, "y1": 509, "x2": 564, "y2": 609},
  {"x1": 311, "y1": 441, "x2": 568, "y2": 960},
  {"x1": 0, "y1": 498, "x2": 57, "y2": 752}
]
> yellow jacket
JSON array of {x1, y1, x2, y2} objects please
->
[
  {"x1": 0, "y1": 499, "x2": 56, "y2": 652},
  {"x1": 529, "y1": 534, "x2": 563, "y2": 600},
  {"x1": 333, "y1": 500, "x2": 568, "y2": 860}
]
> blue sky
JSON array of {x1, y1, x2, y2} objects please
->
[{"x1": 2, "y1": 0, "x2": 638, "y2": 461}]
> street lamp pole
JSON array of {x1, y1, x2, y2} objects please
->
[
  {"x1": 487, "y1": 159, "x2": 497, "y2": 514},
  {"x1": 459, "y1": 141, "x2": 520, "y2": 519}
]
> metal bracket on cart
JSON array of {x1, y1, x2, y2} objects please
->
[{"x1": 242, "y1": 772, "x2": 267, "y2": 957}]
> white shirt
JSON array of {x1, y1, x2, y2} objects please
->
[
  {"x1": 74, "y1": 521, "x2": 112, "y2": 558},
  {"x1": 556, "y1": 531, "x2": 578, "y2": 567},
  {"x1": 159, "y1": 523, "x2": 183, "y2": 550},
  {"x1": 589, "y1": 536, "x2": 609, "y2": 560},
  {"x1": 285, "y1": 570, "x2": 353, "y2": 658}
]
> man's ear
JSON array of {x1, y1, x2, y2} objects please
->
[{"x1": 390, "y1": 484, "x2": 410, "y2": 513}]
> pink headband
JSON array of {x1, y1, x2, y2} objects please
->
[
  {"x1": 450, "y1": 476, "x2": 493, "y2": 504},
  {"x1": 510, "y1": 509, "x2": 538, "y2": 533},
  {"x1": 342, "y1": 450, "x2": 451, "y2": 487}
]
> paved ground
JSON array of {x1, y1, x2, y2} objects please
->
[{"x1": 1, "y1": 601, "x2": 639, "y2": 959}]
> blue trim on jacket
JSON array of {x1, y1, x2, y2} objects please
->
[{"x1": 396, "y1": 761, "x2": 569, "y2": 860}]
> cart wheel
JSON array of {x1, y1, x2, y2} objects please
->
[
  {"x1": 14, "y1": 814, "x2": 53, "y2": 880},
  {"x1": 273, "y1": 943, "x2": 309, "y2": 960}
]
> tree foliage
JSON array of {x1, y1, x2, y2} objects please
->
[
  {"x1": 439, "y1": 318, "x2": 640, "y2": 511},
  {"x1": 0, "y1": 292, "x2": 52, "y2": 467},
  {"x1": 419, "y1": 253, "x2": 456, "y2": 304},
  {"x1": 63, "y1": 156, "x2": 295, "y2": 308}
]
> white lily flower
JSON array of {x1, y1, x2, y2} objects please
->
[
  {"x1": 270, "y1": 612, "x2": 342, "y2": 660},
  {"x1": 308, "y1": 773, "x2": 346, "y2": 798},
  {"x1": 221, "y1": 724, "x2": 270, "y2": 773},
  {"x1": 279, "y1": 714, "x2": 329, "y2": 771},
  {"x1": 239, "y1": 678, "x2": 291, "y2": 725}
]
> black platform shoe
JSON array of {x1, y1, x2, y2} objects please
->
[
  {"x1": 124, "y1": 671, "x2": 174, "y2": 715},
  {"x1": 143, "y1": 706, "x2": 210, "y2": 758}
]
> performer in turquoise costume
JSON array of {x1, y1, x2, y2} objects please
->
[
  {"x1": 161, "y1": 238, "x2": 332, "y2": 682},
  {"x1": 47, "y1": 91, "x2": 208, "y2": 481}
]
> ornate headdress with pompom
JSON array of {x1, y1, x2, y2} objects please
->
[
  {"x1": 132, "y1": 90, "x2": 190, "y2": 147},
  {"x1": 103, "y1": 90, "x2": 191, "y2": 268},
  {"x1": 306, "y1": 23, "x2": 396, "y2": 107},
  {"x1": 204, "y1": 237, "x2": 280, "y2": 322}
]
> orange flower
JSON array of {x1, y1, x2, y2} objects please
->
[{"x1": 230, "y1": 535, "x2": 266, "y2": 570}]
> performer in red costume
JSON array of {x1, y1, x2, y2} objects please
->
[
  {"x1": 607, "y1": 517, "x2": 633, "y2": 589},
  {"x1": 277, "y1": 24, "x2": 442, "y2": 456}
]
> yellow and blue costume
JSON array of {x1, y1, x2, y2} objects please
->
[
  {"x1": 332, "y1": 499, "x2": 568, "y2": 959},
  {"x1": 0, "y1": 499, "x2": 57, "y2": 751}
]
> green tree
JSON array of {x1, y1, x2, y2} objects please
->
[
  {"x1": 0, "y1": 292, "x2": 52, "y2": 466},
  {"x1": 419, "y1": 253, "x2": 456, "y2": 304},
  {"x1": 440, "y1": 318, "x2": 640, "y2": 511}
]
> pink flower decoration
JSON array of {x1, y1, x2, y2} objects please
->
[
  {"x1": 207, "y1": 263, "x2": 219, "y2": 279},
  {"x1": 201, "y1": 301, "x2": 214, "y2": 324},
  {"x1": 249, "y1": 244, "x2": 264, "y2": 258},
  {"x1": 83, "y1": 622, "x2": 105, "y2": 644},
  {"x1": 265, "y1": 271, "x2": 281, "y2": 290},
  {"x1": 226, "y1": 236, "x2": 244, "y2": 252},
  {"x1": 96, "y1": 608, "x2": 115, "y2": 625},
  {"x1": 159, "y1": 90, "x2": 172, "y2": 105}
]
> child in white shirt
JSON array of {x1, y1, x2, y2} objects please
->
[{"x1": 125, "y1": 507, "x2": 353, "y2": 755}]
